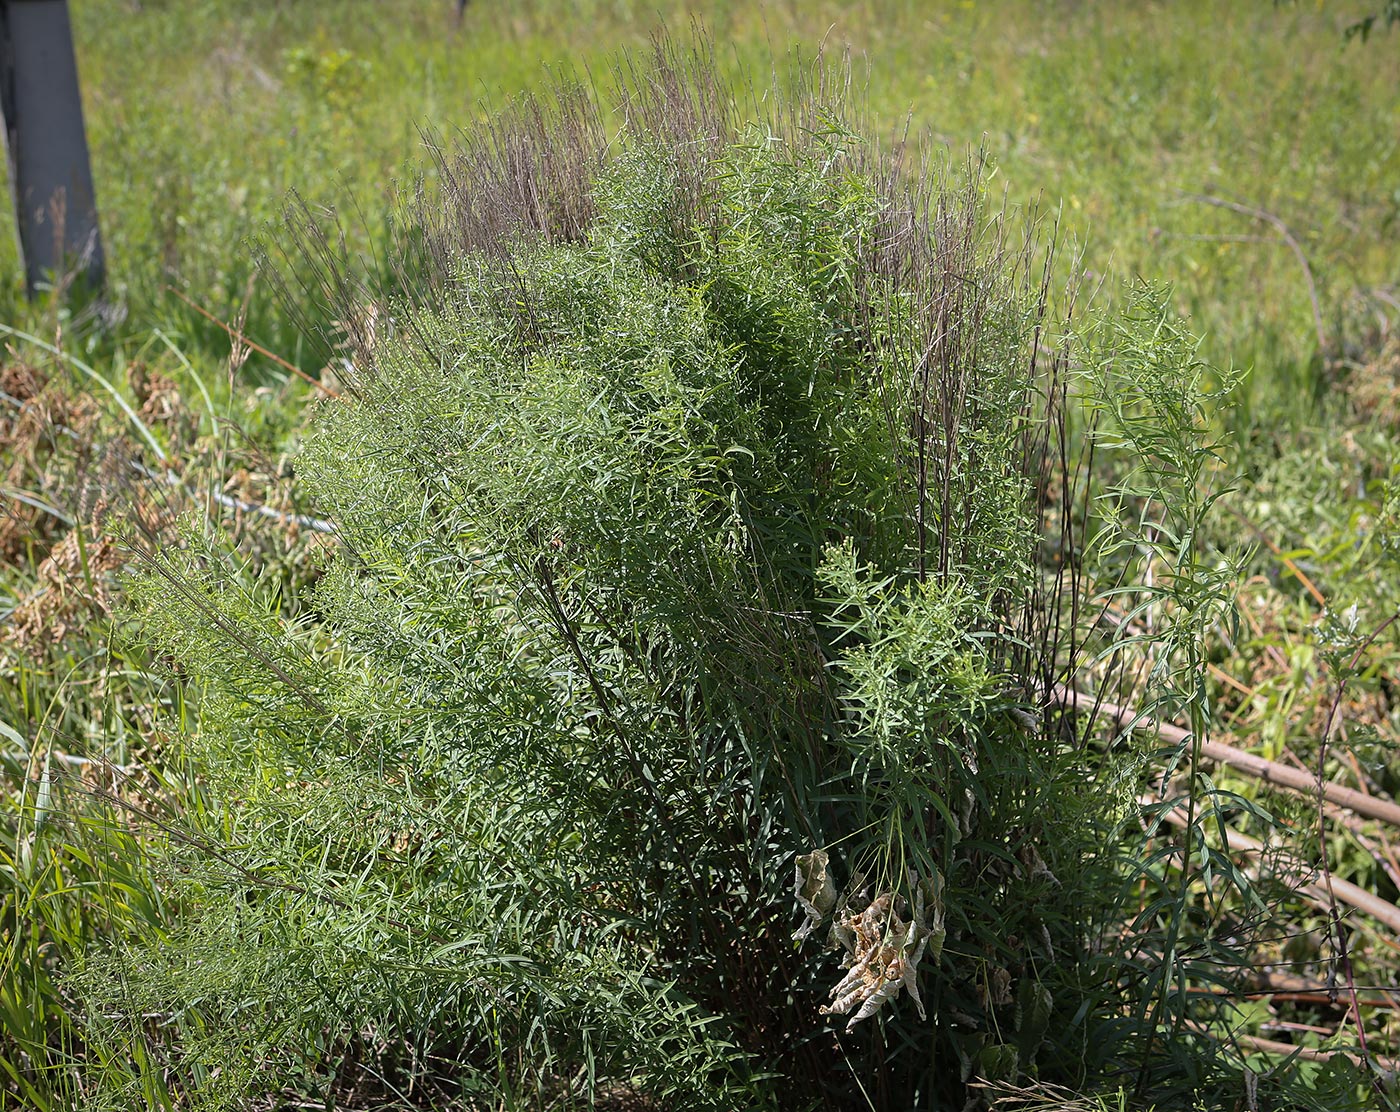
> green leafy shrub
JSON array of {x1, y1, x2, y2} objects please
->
[{"x1": 78, "y1": 48, "x2": 1128, "y2": 1110}]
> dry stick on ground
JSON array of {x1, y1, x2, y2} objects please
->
[
  {"x1": 1189, "y1": 981, "x2": 1399, "y2": 1011},
  {"x1": 1177, "y1": 192, "x2": 1327, "y2": 356},
  {"x1": 1341, "y1": 749, "x2": 1386, "y2": 806},
  {"x1": 1315, "y1": 794, "x2": 1400, "y2": 894},
  {"x1": 1066, "y1": 681, "x2": 1400, "y2": 1074},
  {"x1": 1339, "y1": 749, "x2": 1400, "y2": 892},
  {"x1": 1189, "y1": 968, "x2": 1400, "y2": 1023},
  {"x1": 1140, "y1": 793, "x2": 1400, "y2": 935},
  {"x1": 1183, "y1": 1020, "x2": 1399, "y2": 1074},
  {"x1": 1143, "y1": 792, "x2": 1400, "y2": 1071},
  {"x1": 1349, "y1": 824, "x2": 1400, "y2": 895},
  {"x1": 1054, "y1": 685, "x2": 1400, "y2": 829}
]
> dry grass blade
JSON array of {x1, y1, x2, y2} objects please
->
[
  {"x1": 167, "y1": 285, "x2": 341, "y2": 398},
  {"x1": 974, "y1": 1078, "x2": 1134, "y2": 1111}
]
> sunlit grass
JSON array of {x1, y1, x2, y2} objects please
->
[
  {"x1": 1, "y1": 4, "x2": 1398, "y2": 1108},
  {"x1": 0, "y1": 1, "x2": 1391, "y2": 419}
]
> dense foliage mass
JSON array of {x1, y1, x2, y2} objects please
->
[
  {"x1": 71, "y1": 53, "x2": 1133, "y2": 1110},
  {"x1": 3, "y1": 14, "x2": 1398, "y2": 1112}
]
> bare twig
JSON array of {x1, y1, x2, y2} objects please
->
[
  {"x1": 1056, "y1": 686, "x2": 1400, "y2": 829},
  {"x1": 1189, "y1": 970, "x2": 1400, "y2": 1010},
  {"x1": 1177, "y1": 192, "x2": 1327, "y2": 355},
  {"x1": 166, "y1": 285, "x2": 341, "y2": 398},
  {"x1": 1140, "y1": 793, "x2": 1400, "y2": 934},
  {"x1": 1184, "y1": 1020, "x2": 1398, "y2": 1073}
]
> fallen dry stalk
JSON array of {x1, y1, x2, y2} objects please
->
[
  {"x1": 166, "y1": 286, "x2": 341, "y2": 399},
  {"x1": 1056, "y1": 686, "x2": 1400, "y2": 829},
  {"x1": 1176, "y1": 191, "x2": 1327, "y2": 356},
  {"x1": 1142, "y1": 794, "x2": 1400, "y2": 935},
  {"x1": 1184, "y1": 1020, "x2": 1399, "y2": 1074},
  {"x1": 1188, "y1": 970, "x2": 1399, "y2": 1011}
]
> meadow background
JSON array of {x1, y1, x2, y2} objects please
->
[{"x1": 2, "y1": 1, "x2": 1399, "y2": 1109}]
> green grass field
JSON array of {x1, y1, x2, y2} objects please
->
[
  {"x1": 23, "y1": 3, "x2": 1396, "y2": 407},
  {"x1": 2, "y1": 2, "x2": 1399, "y2": 1109}
]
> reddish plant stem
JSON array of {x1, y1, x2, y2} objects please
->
[{"x1": 167, "y1": 285, "x2": 341, "y2": 398}]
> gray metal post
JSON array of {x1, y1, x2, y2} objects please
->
[{"x1": 0, "y1": 0, "x2": 105, "y2": 298}]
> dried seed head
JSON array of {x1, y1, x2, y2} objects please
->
[{"x1": 817, "y1": 869, "x2": 943, "y2": 1029}]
